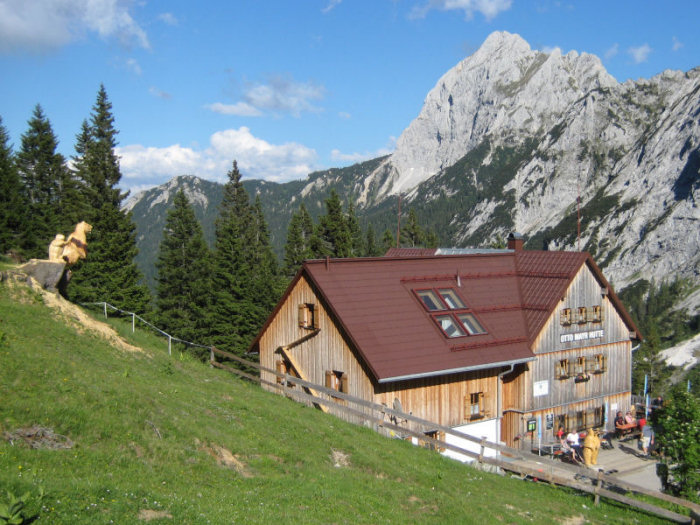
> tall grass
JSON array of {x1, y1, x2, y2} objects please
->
[{"x1": 0, "y1": 281, "x2": 670, "y2": 524}]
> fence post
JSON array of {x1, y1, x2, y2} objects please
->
[
  {"x1": 168, "y1": 335, "x2": 171, "y2": 356},
  {"x1": 478, "y1": 437, "x2": 486, "y2": 464},
  {"x1": 103, "y1": 302, "x2": 107, "y2": 318},
  {"x1": 210, "y1": 347, "x2": 214, "y2": 366},
  {"x1": 132, "y1": 313, "x2": 135, "y2": 333},
  {"x1": 594, "y1": 469, "x2": 603, "y2": 506}
]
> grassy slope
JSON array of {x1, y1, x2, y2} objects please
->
[{"x1": 0, "y1": 280, "x2": 670, "y2": 524}]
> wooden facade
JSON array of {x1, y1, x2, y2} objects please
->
[{"x1": 254, "y1": 251, "x2": 639, "y2": 450}]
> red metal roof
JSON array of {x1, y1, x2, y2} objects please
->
[{"x1": 252, "y1": 250, "x2": 640, "y2": 384}]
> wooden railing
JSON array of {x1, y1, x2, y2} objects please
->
[{"x1": 211, "y1": 347, "x2": 699, "y2": 524}]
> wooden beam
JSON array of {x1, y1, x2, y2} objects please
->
[{"x1": 277, "y1": 344, "x2": 328, "y2": 413}]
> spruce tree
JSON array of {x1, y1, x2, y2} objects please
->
[
  {"x1": 67, "y1": 85, "x2": 151, "y2": 312},
  {"x1": 316, "y1": 189, "x2": 351, "y2": 258},
  {"x1": 15, "y1": 105, "x2": 74, "y2": 258},
  {"x1": 365, "y1": 224, "x2": 381, "y2": 257},
  {"x1": 346, "y1": 201, "x2": 364, "y2": 256},
  {"x1": 381, "y1": 228, "x2": 395, "y2": 253},
  {"x1": 209, "y1": 160, "x2": 256, "y2": 354},
  {"x1": 283, "y1": 203, "x2": 314, "y2": 278},
  {"x1": 248, "y1": 195, "x2": 285, "y2": 328},
  {"x1": 155, "y1": 190, "x2": 211, "y2": 357},
  {"x1": 0, "y1": 117, "x2": 24, "y2": 257},
  {"x1": 400, "y1": 208, "x2": 424, "y2": 248}
]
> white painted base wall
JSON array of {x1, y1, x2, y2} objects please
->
[{"x1": 443, "y1": 419, "x2": 500, "y2": 463}]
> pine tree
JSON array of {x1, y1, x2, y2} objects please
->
[
  {"x1": 316, "y1": 189, "x2": 351, "y2": 257},
  {"x1": 0, "y1": 117, "x2": 24, "y2": 256},
  {"x1": 283, "y1": 203, "x2": 315, "y2": 277},
  {"x1": 346, "y1": 201, "x2": 364, "y2": 256},
  {"x1": 400, "y1": 208, "x2": 424, "y2": 248},
  {"x1": 66, "y1": 85, "x2": 151, "y2": 313},
  {"x1": 15, "y1": 105, "x2": 74, "y2": 258},
  {"x1": 381, "y1": 228, "x2": 395, "y2": 253},
  {"x1": 365, "y1": 224, "x2": 381, "y2": 257},
  {"x1": 209, "y1": 160, "x2": 256, "y2": 354},
  {"x1": 155, "y1": 190, "x2": 211, "y2": 357},
  {"x1": 248, "y1": 195, "x2": 284, "y2": 328},
  {"x1": 654, "y1": 386, "x2": 700, "y2": 500}
]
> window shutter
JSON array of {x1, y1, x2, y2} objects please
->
[
  {"x1": 325, "y1": 370, "x2": 333, "y2": 389},
  {"x1": 299, "y1": 304, "x2": 309, "y2": 328},
  {"x1": 276, "y1": 360, "x2": 285, "y2": 384},
  {"x1": 340, "y1": 373, "x2": 349, "y2": 394}
]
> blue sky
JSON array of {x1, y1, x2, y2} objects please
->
[{"x1": 1, "y1": 0, "x2": 698, "y2": 194}]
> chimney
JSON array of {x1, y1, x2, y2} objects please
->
[{"x1": 507, "y1": 232, "x2": 524, "y2": 251}]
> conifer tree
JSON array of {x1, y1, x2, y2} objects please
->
[
  {"x1": 15, "y1": 105, "x2": 75, "y2": 258},
  {"x1": 0, "y1": 117, "x2": 24, "y2": 256},
  {"x1": 209, "y1": 160, "x2": 256, "y2": 354},
  {"x1": 283, "y1": 203, "x2": 314, "y2": 277},
  {"x1": 155, "y1": 190, "x2": 211, "y2": 356},
  {"x1": 248, "y1": 195, "x2": 285, "y2": 326},
  {"x1": 346, "y1": 201, "x2": 364, "y2": 256},
  {"x1": 316, "y1": 189, "x2": 351, "y2": 258},
  {"x1": 365, "y1": 224, "x2": 381, "y2": 257},
  {"x1": 381, "y1": 228, "x2": 395, "y2": 253},
  {"x1": 66, "y1": 85, "x2": 151, "y2": 312},
  {"x1": 400, "y1": 208, "x2": 424, "y2": 248}
]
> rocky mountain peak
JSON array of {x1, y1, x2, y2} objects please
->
[{"x1": 381, "y1": 31, "x2": 616, "y2": 196}]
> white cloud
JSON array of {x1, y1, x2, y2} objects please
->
[
  {"x1": 541, "y1": 45, "x2": 560, "y2": 55},
  {"x1": 330, "y1": 138, "x2": 396, "y2": 164},
  {"x1": 125, "y1": 58, "x2": 141, "y2": 75},
  {"x1": 322, "y1": 0, "x2": 342, "y2": 13},
  {"x1": 604, "y1": 43, "x2": 619, "y2": 60},
  {"x1": 149, "y1": 86, "x2": 172, "y2": 100},
  {"x1": 116, "y1": 127, "x2": 318, "y2": 190},
  {"x1": 672, "y1": 36, "x2": 683, "y2": 51},
  {"x1": 0, "y1": 0, "x2": 149, "y2": 53},
  {"x1": 205, "y1": 102, "x2": 263, "y2": 117},
  {"x1": 206, "y1": 75, "x2": 325, "y2": 118},
  {"x1": 338, "y1": 111, "x2": 351, "y2": 119},
  {"x1": 158, "y1": 12, "x2": 178, "y2": 26},
  {"x1": 410, "y1": 0, "x2": 512, "y2": 20},
  {"x1": 628, "y1": 43, "x2": 651, "y2": 64}
]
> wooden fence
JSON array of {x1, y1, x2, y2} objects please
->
[
  {"x1": 76, "y1": 303, "x2": 697, "y2": 523},
  {"x1": 211, "y1": 346, "x2": 699, "y2": 524}
]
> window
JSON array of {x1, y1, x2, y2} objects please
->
[
  {"x1": 556, "y1": 359, "x2": 569, "y2": 379},
  {"x1": 438, "y1": 289, "x2": 465, "y2": 309},
  {"x1": 587, "y1": 353, "x2": 607, "y2": 373},
  {"x1": 457, "y1": 313, "x2": 486, "y2": 335},
  {"x1": 589, "y1": 305, "x2": 603, "y2": 323},
  {"x1": 466, "y1": 392, "x2": 484, "y2": 420},
  {"x1": 560, "y1": 308, "x2": 572, "y2": 325},
  {"x1": 577, "y1": 307, "x2": 588, "y2": 324},
  {"x1": 325, "y1": 370, "x2": 348, "y2": 396},
  {"x1": 298, "y1": 303, "x2": 319, "y2": 329},
  {"x1": 416, "y1": 287, "x2": 488, "y2": 339},
  {"x1": 573, "y1": 356, "x2": 586, "y2": 375},
  {"x1": 416, "y1": 290, "x2": 446, "y2": 311},
  {"x1": 435, "y1": 315, "x2": 466, "y2": 338}
]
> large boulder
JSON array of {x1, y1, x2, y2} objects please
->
[{"x1": 15, "y1": 260, "x2": 67, "y2": 292}]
